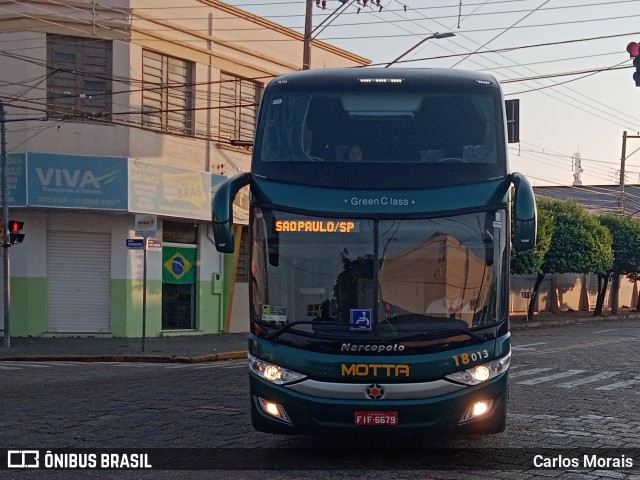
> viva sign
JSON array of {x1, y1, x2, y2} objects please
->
[
  {"x1": 35, "y1": 167, "x2": 116, "y2": 191},
  {"x1": 27, "y1": 153, "x2": 128, "y2": 209}
]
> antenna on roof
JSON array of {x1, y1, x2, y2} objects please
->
[{"x1": 572, "y1": 152, "x2": 583, "y2": 186}]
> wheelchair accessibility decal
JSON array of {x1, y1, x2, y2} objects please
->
[{"x1": 350, "y1": 309, "x2": 373, "y2": 332}]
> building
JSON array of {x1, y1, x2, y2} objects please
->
[
  {"x1": 0, "y1": 0, "x2": 369, "y2": 338},
  {"x1": 534, "y1": 184, "x2": 640, "y2": 219}
]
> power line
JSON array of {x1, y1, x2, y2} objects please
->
[
  {"x1": 449, "y1": 0, "x2": 553, "y2": 69},
  {"x1": 2, "y1": 2, "x2": 636, "y2": 178},
  {"x1": 380, "y1": 1, "x2": 640, "y2": 133}
]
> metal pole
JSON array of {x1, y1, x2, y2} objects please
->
[
  {"x1": 303, "y1": 0, "x2": 313, "y2": 70},
  {"x1": 1, "y1": 103, "x2": 10, "y2": 348},
  {"x1": 619, "y1": 131, "x2": 627, "y2": 215},
  {"x1": 311, "y1": 0, "x2": 354, "y2": 39},
  {"x1": 384, "y1": 32, "x2": 455, "y2": 68},
  {"x1": 141, "y1": 241, "x2": 147, "y2": 353}
]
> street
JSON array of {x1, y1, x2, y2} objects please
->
[{"x1": 1, "y1": 319, "x2": 639, "y2": 479}]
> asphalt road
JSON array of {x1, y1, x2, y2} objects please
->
[{"x1": 1, "y1": 319, "x2": 639, "y2": 479}]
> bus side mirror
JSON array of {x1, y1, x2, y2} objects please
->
[
  {"x1": 511, "y1": 172, "x2": 537, "y2": 252},
  {"x1": 212, "y1": 173, "x2": 251, "y2": 253}
]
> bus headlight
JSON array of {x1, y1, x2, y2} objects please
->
[
  {"x1": 445, "y1": 351, "x2": 511, "y2": 386},
  {"x1": 248, "y1": 353, "x2": 306, "y2": 385}
]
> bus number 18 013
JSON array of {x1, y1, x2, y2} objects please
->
[{"x1": 451, "y1": 349, "x2": 489, "y2": 367}]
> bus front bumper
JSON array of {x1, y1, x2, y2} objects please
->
[{"x1": 249, "y1": 373, "x2": 508, "y2": 435}]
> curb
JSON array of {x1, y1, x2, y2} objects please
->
[
  {"x1": 0, "y1": 350, "x2": 248, "y2": 363},
  {"x1": 511, "y1": 313, "x2": 640, "y2": 330}
]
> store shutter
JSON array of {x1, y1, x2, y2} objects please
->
[{"x1": 47, "y1": 231, "x2": 111, "y2": 333}]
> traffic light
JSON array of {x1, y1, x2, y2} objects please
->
[
  {"x1": 8, "y1": 220, "x2": 24, "y2": 244},
  {"x1": 626, "y1": 41, "x2": 640, "y2": 86}
]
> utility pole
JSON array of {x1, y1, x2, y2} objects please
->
[
  {"x1": 1, "y1": 103, "x2": 9, "y2": 348},
  {"x1": 619, "y1": 131, "x2": 640, "y2": 214},
  {"x1": 619, "y1": 131, "x2": 627, "y2": 214},
  {"x1": 303, "y1": 0, "x2": 313, "y2": 70},
  {"x1": 303, "y1": 0, "x2": 361, "y2": 70}
]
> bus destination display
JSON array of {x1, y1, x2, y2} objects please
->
[{"x1": 273, "y1": 219, "x2": 360, "y2": 233}]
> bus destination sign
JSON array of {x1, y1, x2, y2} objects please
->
[{"x1": 273, "y1": 219, "x2": 359, "y2": 233}]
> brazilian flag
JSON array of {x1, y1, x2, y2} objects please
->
[{"x1": 162, "y1": 246, "x2": 196, "y2": 284}]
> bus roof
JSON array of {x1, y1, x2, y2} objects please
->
[{"x1": 268, "y1": 67, "x2": 501, "y2": 91}]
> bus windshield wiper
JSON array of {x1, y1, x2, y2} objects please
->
[
  {"x1": 393, "y1": 326, "x2": 486, "y2": 342},
  {"x1": 256, "y1": 319, "x2": 344, "y2": 341}
]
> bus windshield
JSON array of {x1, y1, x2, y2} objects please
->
[
  {"x1": 254, "y1": 82, "x2": 507, "y2": 189},
  {"x1": 260, "y1": 91, "x2": 498, "y2": 165},
  {"x1": 250, "y1": 207, "x2": 507, "y2": 346}
]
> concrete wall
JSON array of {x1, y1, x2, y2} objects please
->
[{"x1": 510, "y1": 273, "x2": 638, "y2": 314}]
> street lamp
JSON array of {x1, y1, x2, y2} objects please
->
[{"x1": 384, "y1": 32, "x2": 455, "y2": 68}]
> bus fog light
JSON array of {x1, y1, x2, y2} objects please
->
[
  {"x1": 460, "y1": 399, "x2": 493, "y2": 423},
  {"x1": 258, "y1": 398, "x2": 291, "y2": 423},
  {"x1": 472, "y1": 401, "x2": 489, "y2": 416}
]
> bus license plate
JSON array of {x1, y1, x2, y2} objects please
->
[{"x1": 354, "y1": 411, "x2": 398, "y2": 426}]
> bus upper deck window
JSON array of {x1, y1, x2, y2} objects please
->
[{"x1": 341, "y1": 93, "x2": 422, "y2": 117}]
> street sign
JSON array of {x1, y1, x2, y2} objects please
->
[
  {"x1": 126, "y1": 239, "x2": 144, "y2": 250},
  {"x1": 146, "y1": 238, "x2": 162, "y2": 251},
  {"x1": 135, "y1": 214, "x2": 157, "y2": 238}
]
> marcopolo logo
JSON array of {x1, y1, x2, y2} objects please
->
[{"x1": 341, "y1": 343, "x2": 405, "y2": 353}]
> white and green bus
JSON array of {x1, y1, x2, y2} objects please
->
[{"x1": 213, "y1": 68, "x2": 536, "y2": 435}]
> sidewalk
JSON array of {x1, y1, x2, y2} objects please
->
[
  {"x1": 0, "y1": 311, "x2": 637, "y2": 363},
  {"x1": 0, "y1": 332, "x2": 249, "y2": 363}
]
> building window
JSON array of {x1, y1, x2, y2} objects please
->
[
  {"x1": 162, "y1": 220, "x2": 198, "y2": 244},
  {"x1": 219, "y1": 73, "x2": 262, "y2": 145},
  {"x1": 47, "y1": 35, "x2": 112, "y2": 116},
  {"x1": 236, "y1": 227, "x2": 249, "y2": 283},
  {"x1": 142, "y1": 50, "x2": 194, "y2": 135}
]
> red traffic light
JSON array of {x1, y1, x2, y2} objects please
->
[
  {"x1": 7, "y1": 220, "x2": 25, "y2": 244},
  {"x1": 8, "y1": 220, "x2": 23, "y2": 233},
  {"x1": 627, "y1": 42, "x2": 640, "y2": 58}
]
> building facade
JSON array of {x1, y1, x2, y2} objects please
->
[{"x1": 0, "y1": 0, "x2": 369, "y2": 337}]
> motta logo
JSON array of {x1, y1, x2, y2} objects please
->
[{"x1": 341, "y1": 363, "x2": 410, "y2": 377}]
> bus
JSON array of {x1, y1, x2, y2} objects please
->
[{"x1": 212, "y1": 68, "x2": 536, "y2": 435}]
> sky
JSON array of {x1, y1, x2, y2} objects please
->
[{"x1": 223, "y1": 0, "x2": 640, "y2": 187}]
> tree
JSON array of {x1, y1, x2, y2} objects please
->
[
  {"x1": 598, "y1": 214, "x2": 640, "y2": 314},
  {"x1": 511, "y1": 199, "x2": 553, "y2": 320},
  {"x1": 525, "y1": 199, "x2": 613, "y2": 317},
  {"x1": 626, "y1": 273, "x2": 640, "y2": 311}
]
